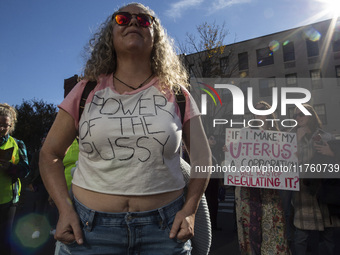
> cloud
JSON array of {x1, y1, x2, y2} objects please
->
[
  {"x1": 208, "y1": 0, "x2": 252, "y2": 14},
  {"x1": 165, "y1": 0, "x2": 204, "y2": 19},
  {"x1": 165, "y1": 0, "x2": 252, "y2": 19}
]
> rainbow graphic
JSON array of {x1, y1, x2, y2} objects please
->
[{"x1": 198, "y1": 82, "x2": 223, "y2": 106}]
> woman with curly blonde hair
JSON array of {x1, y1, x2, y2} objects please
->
[
  {"x1": 40, "y1": 3, "x2": 211, "y2": 254},
  {"x1": 0, "y1": 103, "x2": 29, "y2": 255},
  {"x1": 83, "y1": 2, "x2": 189, "y2": 94}
]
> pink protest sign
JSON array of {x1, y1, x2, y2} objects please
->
[{"x1": 223, "y1": 128, "x2": 299, "y2": 191}]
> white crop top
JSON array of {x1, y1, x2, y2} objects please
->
[{"x1": 59, "y1": 74, "x2": 200, "y2": 195}]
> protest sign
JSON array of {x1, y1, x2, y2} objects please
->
[{"x1": 223, "y1": 128, "x2": 299, "y2": 191}]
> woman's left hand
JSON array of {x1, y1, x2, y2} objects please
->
[
  {"x1": 314, "y1": 142, "x2": 335, "y2": 157},
  {"x1": 169, "y1": 209, "x2": 195, "y2": 242}
]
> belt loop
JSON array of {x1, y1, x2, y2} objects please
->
[
  {"x1": 158, "y1": 208, "x2": 165, "y2": 221},
  {"x1": 158, "y1": 208, "x2": 167, "y2": 229},
  {"x1": 84, "y1": 210, "x2": 96, "y2": 232}
]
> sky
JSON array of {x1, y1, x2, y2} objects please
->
[{"x1": 1, "y1": 0, "x2": 339, "y2": 107}]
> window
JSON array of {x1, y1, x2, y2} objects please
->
[
  {"x1": 333, "y1": 39, "x2": 340, "y2": 52},
  {"x1": 285, "y1": 73, "x2": 297, "y2": 87},
  {"x1": 336, "y1": 65, "x2": 340, "y2": 86},
  {"x1": 202, "y1": 60, "x2": 211, "y2": 77},
  {"x1": 256, "y1": 47, "x2": 274, "y2": 67},
  {"x1": 259, "y1": 78, "x2": 275, "y2": 97},
  {"x1": 238, "y1": 52, "x2": 249, "y2": 70},
  {"x1": 314, "y1": 104, "x2": 327, "y2": 125},
  {"x1": 336, "y1": 66, "x2": 340, "y2": 77},
  {"x1": 306, "y1": 40, "x2": 319, "y2": 57},
  {"x1": 220, "y1": 57, "x2": 229, "y2": 74},
  {"x1": 310, "y1": 69, "x2": 322, "y2": 89},
  {"x1": 283, "y1": 41, "x2": 295, "y2": 62}
]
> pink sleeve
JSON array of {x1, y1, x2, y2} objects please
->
[
  {"x1": 58, "y1": 80, "x2": 87, "y2": 130},
  {"x1": 180, "y1": 86, "x2": 201, "y2": 125}
]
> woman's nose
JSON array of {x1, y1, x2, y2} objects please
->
[{"x1": 129, "y1": 15, "x2": 139, "y2": 26}]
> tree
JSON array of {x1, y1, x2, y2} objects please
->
[
  {"x1": 180, "y1": 21, "x2": 239, "y2": 137},
  {"x1": 13, "y1": 99, "x2": 58, "y2": 157}
]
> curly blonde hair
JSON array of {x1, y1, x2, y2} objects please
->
[
  {"x1": 0, "y1": 103, "x2": 17, "y2": 134},
  {"x1": 83, "y1": 2, "x2": 189, "y2": 93}
]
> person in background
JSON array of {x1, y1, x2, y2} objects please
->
[
  {"x1": 40, "y1": 3, "x2": 211, "y2": 255},
  {"x1": 234, "y1": 101, "x2": 290, "y2": 255},
  {"x1": 62, "y1": 139, "x2": 79, "y2": 192},
  {"x1": 26, "y1": 136, "x2": 50, "y2": 239},
  {"x1": 0, "y1": 103, "x2": 30, "y2": 255},
  {"x1": 292, "y1": 104, "x2": 340, "y2": 255}
]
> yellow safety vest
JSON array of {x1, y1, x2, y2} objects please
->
[
  {"x1": 63, "y1": 139, "x2": 79, "y2": 191},
  {"x1": 0, "y1": 136, "x2": 20, "y2": 204}
]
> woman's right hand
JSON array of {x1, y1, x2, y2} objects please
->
[
  {"x1": 314, "y1": 142, "x2": 335, "y2": 157},
  {"x1": 55, "y1": 207, "x2": 83, "y2": 245}
]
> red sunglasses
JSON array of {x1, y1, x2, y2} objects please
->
[{"x1": 113, "y1": 12, "x2": 155, "y2": 27}]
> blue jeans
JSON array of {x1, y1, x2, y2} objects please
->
[{"x1": 56, "y1": 194, "x2": 191, "y2": 255}]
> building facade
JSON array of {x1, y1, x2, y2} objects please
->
[{"x1": 186, "y1": 18, "x2": 340, "y2": 135}]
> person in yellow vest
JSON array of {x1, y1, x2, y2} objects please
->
[
  {"x1": 0, "y1": 103, "x2": 30, "y2": 255},
  {"x1": 62, "y1": 139, "x2": 79, "y2": 191}
]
